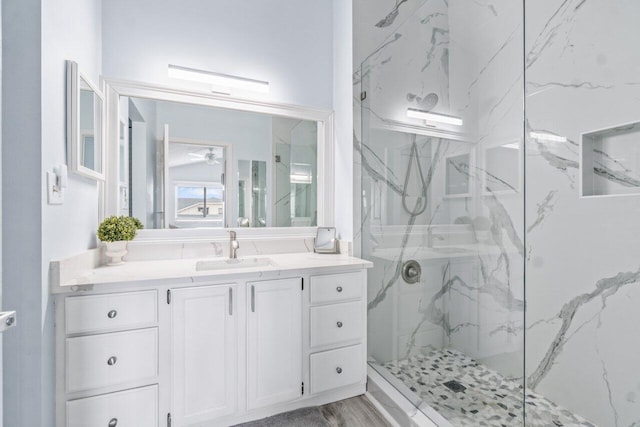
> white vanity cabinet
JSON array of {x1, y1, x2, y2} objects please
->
[
  {"x1": 54, "y1": 262, "x2": 369, "y2": 427},
  {"x1": 247, "y1": 277, "x2": 303, "y2": 410},
  {"x1": 170, "y1": 284, "x2": 237, "y2": 425},
  {"x1": 308, "y1": 271, "x2": 366, "y2": 395},
  {"x1": 57, "y1": 290, "x2": 160, "y2": 427}
]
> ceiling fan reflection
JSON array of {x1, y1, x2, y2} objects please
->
[{"x1": 188, "y1": 147, "x2": 220, "y2": 165}]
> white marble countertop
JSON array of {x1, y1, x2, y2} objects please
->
[{"x1": 51, "y1": 252, "x2": 373, "y2": 293}]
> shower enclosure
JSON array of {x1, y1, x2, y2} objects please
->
[{"x1": 359, "y1": 1, "x2": 640, "y2": 426}]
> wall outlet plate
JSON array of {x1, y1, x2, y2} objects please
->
[{"x1": 47, "y1": 171, "x2": 64, "y2": 205}]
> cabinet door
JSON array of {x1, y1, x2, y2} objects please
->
[
  {"x1": 171, "y1": 285, "x2": 237, "y2": 425},
  {"x1": 247, "y1": 278, "x2": 302, "y2": 410}
]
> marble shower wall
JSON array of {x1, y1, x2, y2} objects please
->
[
  {"x1": 356, "y1": 1, "x2": 640, "y2": 426},
  {"x1": 525, "y1": 1, "x2": 640, "y2": 426},
  {"x1": 356, "y1": 0, "x2": 525, "y2": 387}
]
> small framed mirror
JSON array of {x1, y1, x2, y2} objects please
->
[
  {"x1": 314, "y1": 227, "x2": 337, "y2": 253},
  {"x1": 67, "y1": 60, "x2": 105, "y2": 180}
]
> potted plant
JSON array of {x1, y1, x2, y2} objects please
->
[{"x1": 97, "y1": 216, "x2": 143, "y2": 265}]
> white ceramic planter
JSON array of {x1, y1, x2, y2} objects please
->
[{"x1": 103, "y1": 240, "x2": 128, "y2": 265}]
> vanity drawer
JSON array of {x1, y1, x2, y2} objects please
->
[
  {"x1": 66, "y1": 328, "x2": 158, "y2": 393},
  {"x1": 310, "y1": 301, "x2": 363, "y2": 348},
  {"x1": 65, "y1": 290, "x2": 158, "y2": 335},
  {"x1": 310, "y1": 344, "x2": 364, "y2": 394},
  {"x1": 310, "y1": 271, "x2": 363, "y2": 304},
  {"x1": 66, "y1": 385, "x2": 158, "y2": 427}
]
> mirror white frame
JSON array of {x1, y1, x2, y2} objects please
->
[
  {"x1": 66, "y1": 60, "x2": 106, "y2": 180},
  {"x1": 102, "y1": 78, "x2": 335, "y2": 238}
]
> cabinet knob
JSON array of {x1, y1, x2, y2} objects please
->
[
  {"x1": 108, "y1": 418, "x2": 118, "y2": 427},
  {"x1": 336, "y1": 286, "x2": 343, "y2": 293},
  {"x1": 107, "y1": 356, "x2": 118, "y2": 366},
  {"x1": 107, "y1": 310, "x2": 118, "y2": 319},
  {"x1": 336, "y1": 367, "x2": 343, "y2": 374},
  {"x1": 336, "y1": 321, "x2": 343, "y2": 328}
]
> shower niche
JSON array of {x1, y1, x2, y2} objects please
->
[{"x1": 581, "y1": 121, "x2": 640, "y2": 197}]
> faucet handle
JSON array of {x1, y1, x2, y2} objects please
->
[{"x1": 229, "y1": 230, "x2": 237, "y2": 239}]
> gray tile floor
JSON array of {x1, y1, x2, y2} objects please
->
[
  {"x1": 383, "y1": 348, "x2": 596, "y2": 427},
  {"x1": 233, "y1": 395, "x2": 392, "y2": 427}
]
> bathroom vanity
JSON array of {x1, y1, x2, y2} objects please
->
[
  {"x1": 51, "y1": 55, "x2": 361, "y2": 427},
  {"x1": 52, "y1": 252, "x2": 371, "y2": 427}
]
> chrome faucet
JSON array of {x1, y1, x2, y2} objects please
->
[{"x1": 229, "y1": 231, "x2": 239, "y2": 259}]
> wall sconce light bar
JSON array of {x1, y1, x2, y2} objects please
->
[
  {"x1": 529, "y1": 131, "x2": 567, "y2": 143},
  {"x1": 406, "y1": 108, "x2": 463, "y2": 126},
  {"x1": 168, "y1": 64, "x2": 270, "y2": 93}
]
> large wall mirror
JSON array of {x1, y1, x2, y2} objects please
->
[{"x1": 104, "y1": 80, "x2": 334, "y2": 232}]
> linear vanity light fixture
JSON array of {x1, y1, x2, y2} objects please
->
[
  {"x1": 529, "y1": 131, "x2": 567, "y2": 143},
  {"x1": 407, "y1": 108, "x2": 463, "y2": 126},
  {"x1": 168, "y1": 64, "x2": 270, "y2": 93}
]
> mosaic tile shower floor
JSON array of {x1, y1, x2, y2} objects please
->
[{"x1": 382, "y1": 348, "x2": 596, "y2": 427}]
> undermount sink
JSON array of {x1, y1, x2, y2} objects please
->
[{"x1": 196, "y1": 257, "x2": 274, "y2": 271}]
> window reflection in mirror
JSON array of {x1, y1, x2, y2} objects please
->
[
  {"x1": 168, "y1": 143, "x2": 226, "y2": 228},
  {"x1": 121, "y1": 96, "x2": 318, "y2": 229}
]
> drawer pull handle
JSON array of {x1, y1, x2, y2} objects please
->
[
  {"x1": 107, "y1": 310, "x2": 118, "y2": 319},
  {"x1": 336, "y1": 286, "x2": 343, "y2": 293},
  {"x1": 108, "y1": 418, "x2": 118, "y2": 427},
  {"x1": 107, "y1": 356, "x2": 118, "y2": 366},
  {"x1": 337, "y1": 321, "x2": 343, "y2": 328},
  {"x1": 336, "y1": 367, "x2": 343, "y2": 374}
]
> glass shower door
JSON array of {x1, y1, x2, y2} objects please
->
[{"x1": 359, "y1": 1, "x2": 526, "y2": 425}]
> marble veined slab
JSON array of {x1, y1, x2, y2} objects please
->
[{"x1": 50, "y1": 252, "x2": 372, "y2": 293}]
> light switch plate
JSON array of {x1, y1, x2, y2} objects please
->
[{"x1": 47, "y1": 171, "x2": 64, "y2": 205}]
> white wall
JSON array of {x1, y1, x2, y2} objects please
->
[
  {"x1": 333, "y1": 0, "x2": 353, "y2": 240},
  {"x1": 2, "y1": 1, "x2": 43, "y2": 425},
  {"x1": 102, "y1": 0, "x2": 355, "y2": 235},
  {"x1": 2, "y1": 0, "x2": 101, "y2": 425},
  {"x1": 3, "y1": 2, "x2": 350, "y2": 424},
  {"x1": 40, "y1": 2, "x2": 102, "y2": 425},
  {"x1": 102, "y1": 0, "x2": 334, "y2": 109}
]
